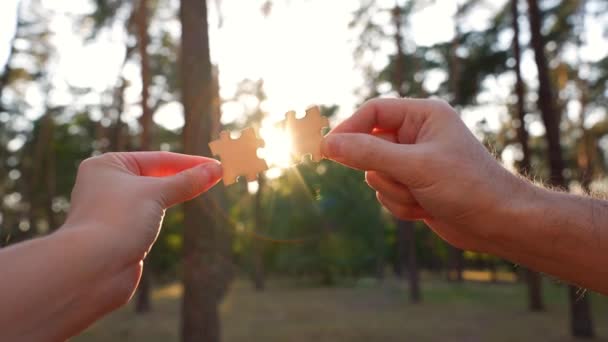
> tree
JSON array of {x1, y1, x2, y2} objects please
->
[
  {"x1": 446, "y1": 1, "x2": 465, "y2": 283},
  {"x1": 511, "y1": 0, "x2": 544, "y2": 312},
  {"x1": 179, "y1": 0, "x2": 232, "y2": 341},
  {"x1": 390, "y1": 2, "x2": 421, "y2": 302},
  {"x1": 351, "y1": 0, "x2": 423, "y2": 300},
  {"x1": 526, "y1": 0, "x2": 594, "y2": 337},
  {"x1": 134, "y1": 0, "x2": 153, "y2": 314},
  {"x1": 252, "y1": 174, "x2": 266, "y2": 291}
]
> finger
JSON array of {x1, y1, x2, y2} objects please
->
[
  {"x1": 372, "y1": 129, "x2": 398, "y2": 143},
  {"x1": 376, "y1": 192, "x2": 429, "y2": 221},
  {"x1": 113, "y1": 151, "x2": 219, "y2": 177},
  {"x1": 321, "y1": 133, "x2": 417, "y2": 176},
  {"x1": 330, "y1": 97, "x2": 437, "y2": 144},
  {"x1": 157, "y1": 161, "x2": 223, "y2": 207},
  {"x1": 366, "y1": 171, "x2": 418, "y2": 206}
]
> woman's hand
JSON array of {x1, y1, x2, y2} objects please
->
[
  {"x1": 0, "y1": 151, "x2": 222, "y2": 341},
  {"x1": 64, "y1": 151, "x2": 222, "y2": 268}
]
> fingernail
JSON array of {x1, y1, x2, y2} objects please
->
[
  {"x1": 322, "y1": 134, "x2": 343, "y2": 158},
  {"x1": 200, "y1": 162, "x2": 222, "y2": 180}
]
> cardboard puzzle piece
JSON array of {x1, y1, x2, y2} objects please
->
[
  {"x1": 209, "y1": 127, "x2": 269, "y2": 185},
  {"x1": 285, "y1": 106, "x2": 330, "y2": 162}
]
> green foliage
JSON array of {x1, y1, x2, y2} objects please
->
[{"x1": 1, "y1": 0, "x2": 608, "y2": 291}]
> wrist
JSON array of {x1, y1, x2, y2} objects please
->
[
  {"x1": 58, "y1": 221, "x2": 145, "y2": 275},
  {"x1": 489, "y1": 177, "x2": 601, "y2": 264},
  {"x1": 53, "y1": 225, "x2": 119, "y2": 278},
  {"x1": 482, "y1": 172, "x2": 542, "y2": 253}
]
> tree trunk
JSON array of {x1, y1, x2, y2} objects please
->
[
  {"x1": 134, "y1": 0, "x2": 153, "y2": 314},
  {"x1": 398, "y1": 220, "x2": 420, "y2": 303},
  {"x1": 44, "y1": 120, "x2": 57, "y2": 230},
  {"x1": 447, "y1": 247, "x2": 464, "y2": 282},
  {"x1": 135, "y1": 269, "x2": 151, "y2": 312},
  {"x1": 111, "y1": 77, "x2": 128, "y2": 151},
  {"x1": 136, "y1": 0, "x2": 153, "y2": 152},
  {"x1": 0, "y1": 4, "x2": 19, "y2": 113},
  {"x1": 512, "y1": 0, "x2": 544, "y2": 312},
  {"x1": 390, "y1": 5, "x2": 421, "y2": 299},
  {"x1": 568, "y1": 287, "x2": 594, "y2": 338},
  {"x1": 526, "y1": 0, "x2": 565, "y2": 185},
  {"x1": 394, "y1": 221, "x2": 405, "y2": 277},
  {"x1": 375, "y1": 224, "x2": 385, "y2": 281},
  {"x1": 252, "y1": 175, "x2": 265, "y2": 291},
  {"x1": 446, "y1": 3, "x2": 465, "y2": 283},
  {"x1": 526, "y1": 270, "x2": 544, "y2": 311},
  {"x1": 526, "y1": 0, "x2": 594, "y2": 336},
  {"x1": 180, "y1": 0, "x2": 232, "y2": 341}
]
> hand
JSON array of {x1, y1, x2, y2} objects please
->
[
  {"x1": 63, "y1": 151, "x2": 222, "y2": 268},
  {"x1": 322, "y1": 98, "x2": 530, "y2": 252}
]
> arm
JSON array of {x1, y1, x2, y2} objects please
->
[
  {"x1": 322, "y1": 97, "x2": 608, "y2": 295},
  {"x1": 0, "y1": 152, "x2": 222, "y2": 341},
  {"x1": 0, "y1": 229, "x2": 140, "y2": 341},
  {"x1": 493, "y1": 185, "x2": 608, "y2": 294}
]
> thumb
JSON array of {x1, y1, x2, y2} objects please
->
[
  {"x1": 322, "y1": 133, "x2": 416, "y2": 177},
  {"x1": 157, "y1": 161, "x2": 223, "y2": 207}
]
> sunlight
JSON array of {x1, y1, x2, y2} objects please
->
[{"x1": 258, "y1": 120, "x2": 294, "y2": 171}]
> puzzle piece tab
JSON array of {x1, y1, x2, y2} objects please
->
[
  {"x1": 285, "y1": 106, "x2": 330, "y2": 162},
  {"x1": 209, "y1": 128, "x2": 269, "y2": 185}
]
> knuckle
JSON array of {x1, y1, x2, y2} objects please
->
[
  {"x1": 177, "y1": 169, "x2": 200, "y2": 200},
  {"x1": 77, "y1": 152, "x2": 121, "y2": 174},
  {"x1": 363, "y1": 97, "x2": 383, "y2": 108},
  {"x1": 365, "y1": 171, "x2": 378, "y2": 187},
  {"x1": 77, "y1": 157, "x2": 98, "y2": 173},
  {"x1": 103, "y1": 151, "x2": 120, "y2": 159},
  {"x1": 393, "y1": 205, "x2": 420, "y2": 221},
  {"x1": 429, "y1": 98, "x2": 456, "y2": 115},
  {"x1": 359, "y1": 97, "x2": 385, "y2": 116},
  {"x1": 394, "y1": 206, "x2": 413, "y2": 220}
]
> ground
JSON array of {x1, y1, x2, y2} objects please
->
[{"x1": 74, "y1": 274, "x2": 608, "y2": 342}]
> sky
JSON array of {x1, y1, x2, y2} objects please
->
[
  {"x1": 0, "y1": 0, "x2": 607, "y2": 139},
  {"x1": 0, "y1": 0, "x2": 485, "y2": 129}
]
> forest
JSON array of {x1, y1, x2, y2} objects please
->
[{"x1": 0, "y1": 0, "x2": 607, "y2": 341}]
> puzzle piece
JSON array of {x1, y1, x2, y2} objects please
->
[
  {"x1": 209, "y1": 127, "x2": 269, "y2": 185},
  {"x1": 285, "y1": 106, "x2": 330, "y2": 162}
]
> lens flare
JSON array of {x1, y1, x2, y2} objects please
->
[{"x1": 258, "y1": 122, "x2": 294, "y2": 178}]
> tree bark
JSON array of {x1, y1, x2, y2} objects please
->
[
  {"x1": 526, "y1": 0, "x2": 565, "y2": 185},
  {"x1": 134, "y1": 0, "x2": 153, "y2": 314},
  {"x1": 136, "y1": 0, "x2": 153, "y2": 152},
  {"x1": 111, "y1": 77, "x2": 128, "y2": 151},
  {"x1": 447, "y1": 247, "x2": 464, "y2": 282},
  {"x1": 526, "y1": 0, "x2": 594, "y2": 336},
  {"x1": 446, "y1": 3, "x2": 465, "y2": 283},
  {"x1": 399, "y1": 220, "x2": 420, "y2": 303},
  {"x1": 135, "y1": 269, "x2": 151, "y2": 313},
  {"x1": 252, "y1": 175, "x2": 265, "y2": 291},
  {"x1": 512, "y1": 0, "x2": 544, "y2": 312},
  {"x1": 180, "y1": 0, "x2": 232, "y2": 341},
  {"x1": 0, "y1": 4, "x2": 19, "y2": 113},
  {"x1": 390, "y1": 5, "x2": 421, "y2": 299}
]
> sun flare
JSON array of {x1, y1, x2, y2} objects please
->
[{"x1": 258, "y1": 122, "x2": 294, "y2": 171}]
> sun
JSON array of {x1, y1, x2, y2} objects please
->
[{"x1": 258, "y1": 121, "x2": 294, "y2": 173}]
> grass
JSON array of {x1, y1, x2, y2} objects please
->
[{"x1": 74, "y1": 274, "x2": 608, "y2": 342}]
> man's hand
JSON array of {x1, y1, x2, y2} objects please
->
[
  {"x1": 322, "y1": 97, "x2": 527, "y2": 252},
  {"x1": 322, "y1": 97, "x2": 608, "y2": 294},
  {"x1": 64, "y1": 152, "x2": 222, "y2": 268}
]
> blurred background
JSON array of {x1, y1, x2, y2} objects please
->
[{"x1": 1, "y1": 0, "x2": 608, "y2": 341}]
